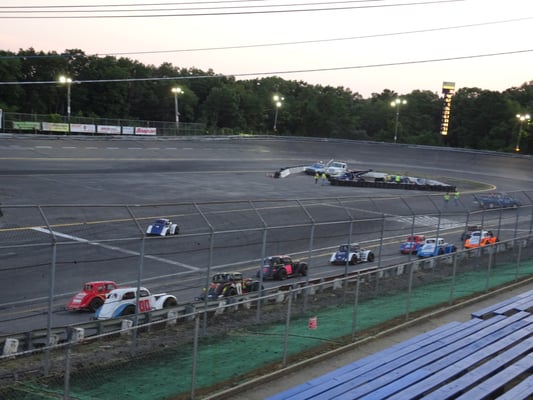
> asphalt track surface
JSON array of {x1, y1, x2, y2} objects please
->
[
  {"x1": 0, "y1": 134, "x2": 532, "y2": 336},
  {"x1": 1, "y1": 134, "x2": 533, "y2": 398}
]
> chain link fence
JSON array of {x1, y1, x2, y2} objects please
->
[{"x1": 1, "y1": 191, "x2": 533, "y2": 399}]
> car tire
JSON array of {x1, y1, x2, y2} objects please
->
[
  {"x1": 163, "y1": 298, "x2": 178, "y2": 308},
  {"x1": 367, "y1": 252, "x2": 375, "y2": 262},
  {"x1": 122, "y1": 305, "x2": 135, "y2": 316},
  {"x1": 89, "y1": 297, "x2": 104, "y2": 312},
  {"x1": 349, "y1": 255, "x2": 356, "y2": 265},
  {"x1": 300, "y1": 265, "x2": 308, "y2": 276},
  {"x1": 278, "y1": 269, "x2": 288, "y2": 280}
]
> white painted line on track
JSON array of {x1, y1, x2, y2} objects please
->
[{"x1": 31, "y1": 227, "x2": 199, "y2": 271}]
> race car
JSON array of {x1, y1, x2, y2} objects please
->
[
  {"x1": 464, "y1": 230, "x2": 498, "y2": 249},
  {"x1": 330, "y1": 243, "x2": 375, "y2": 265},
  {"x1": 399, "y1": 235, "x2": 426, "y2": 254},
  {"x1": 417, "y1": 237, "x2": 456, "y2": 258},
  {"x1": 460, "y1": 225, "x2": 483, "y2": 241},
  {"x1": 304, "y1": 161, "x2": 326, "y2": 175},
  {"x1": 95, "y1": 287, "x2": 178, "y2": 320},
  {"x1": 66, "y1": 280, "x2": 118, "y2": 312},
  {"x1": 146, "y1": 218, "x2": 180, "y2": 236},
  {"x1": 258, "y1": 255, "x2": 308, "y2": 280},
  {"x1": 197, "y1": 271, "x2": 262, "y2": 300}
]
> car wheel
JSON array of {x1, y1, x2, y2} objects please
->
[
  {"x1": 439, "y1": 248, "x2": 444, "y2": 255},
  {"x1": 349, "y1": 255, "x2": 356, "y2": 265},
  {"x1": 163, "y1": 298, "x2": 178, "y2": 308},
  {"x1": 278, "y1": 269, "x2": 288, "y2": 280},
  {"x1": 122, "y1": 305, "x2": 135, "y2": 316},
  {"x1": 300, "y1": 265, "x2": 308, "y2": 276},
  {"x1": 89, "y1": 297, "x2": 104, "y2": 312},
  {"x1": 367, "y1": 252, "x2": 375, "y2": 262}
]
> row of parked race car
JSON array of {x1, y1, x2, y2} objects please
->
[
  {"x1": 399, "y1": 226, "x2": 498, "y2": 257},
  {"x1": 65, "y1": 244, "x2": 375, "y2": 319},
  {"x1": 69, "y1": 226, "x2": 498, "y2": 320}
]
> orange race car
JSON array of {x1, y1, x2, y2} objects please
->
[{"x1": 463, "y1": 230, "x2": 498, "y2": 249}]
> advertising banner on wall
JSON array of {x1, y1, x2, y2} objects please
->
[
  {"x1": 122, "y1": 126, "x2": 135, "y2": 135},
  {"x1": 135, "y1": 127, "x2": 157, "y2": 136},
  {"x1": 42, "y1": 122, "x2": 69, "y2": 133},
  {"x1": 70, "y1": 124, "x2": 96, "y2": 134},
  {"x1": 97, "y1": 125, "x2": 121, "y2": 135},
  {"x1": 12, "y1": 121, "x2": 41, "y2": 130}
]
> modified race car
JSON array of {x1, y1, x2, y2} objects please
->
[
  {"x1": 330, "y1": 243, "x2": 375, "y2": 265},
  {"x1": 258, "y1": 255, "x2": 308, "y2": 280},
  {"x1": 197, "y1": 271, "x2": 262, "y2": 300},
  {"x1": 95, "y1": 287, "x2": 177, "y2": 320},
  {"x1": 66, "y1": 281, "x2": 118, "y2": 312},
  {"x1": 464, "y1": 230, "x2": 498, "y2": 249},
  {"x1": 146, "y1": 218, "x2": 180, "y2": 236}
]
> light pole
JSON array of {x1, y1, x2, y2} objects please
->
[
  {"x1": 59, "y1": 75, "x2": 72, "y2": 132},
  {"x1": 515, "y1": 113, "x2": 530, "y2": 152},
  {"x1": 273, "y1": 94, "x2": 284, "y2": 131},
  {"x1": 391, "y1": 98, "x2": 407, "y2": 144},
  {"x1": 171, "y1": 87, "x2": 184, "y2": 130}
]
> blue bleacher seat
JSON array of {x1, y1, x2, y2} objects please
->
[{"x1": 268, "y1": 290, "x2": 533, "y2": 400}]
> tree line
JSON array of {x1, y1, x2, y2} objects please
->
[{"x1": 1, "y1": 48, "x2": 532, "y2": 154}]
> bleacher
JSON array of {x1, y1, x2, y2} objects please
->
[{"x1": 267, "y1": 290, "x2": 533, "y2": 400}]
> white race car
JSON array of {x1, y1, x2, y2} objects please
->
[
  {"x1": 94, "y1": 287, "x2": 178, "y2": 320},
  {"x1": 146, "y1": 218, "x2": 179, "y2": 236},
  {"x1": 330, "y1": 243, "x2": 375, "y2": 265}
]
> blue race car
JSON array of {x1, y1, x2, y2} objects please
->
[
  {"x1": 304, "y1": 161, "x2": 326, "y2": 175},
  {"x1": 146, "y1": 218, "x2": 180, "y2": 236},
  {"x1": 417, "y1": 237, "x2": 456, "y2": 258}
]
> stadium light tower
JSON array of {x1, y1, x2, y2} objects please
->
[
  {"x1": 273, "y1": 94, "x2": 284, "y2": 131},
  {"x1": 172, "y1": 87, "x2": 184, "y2": 130},
  {"x1": 515, "y1": 113, "x2": 530, "y2": 152},
  {"x1": 391, "y1": 98, "x2": 407, "y2": 144},
  {"x1": 59, "y1": 75, "x2": 72, "y2": 132}
]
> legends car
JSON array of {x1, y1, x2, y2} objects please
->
[
  {"x1": 67, "y1": 280, "x2": 118, "y2": 312},
  {"x1": 197, "y1": 271, "x2": 262, "y2": 300},
  {"x1": 257, "y1": 255, "x2": 308, "y2": 280},
  {"x1": 417, "y1": 237, "x2": 456, "y2": 258},
  {"x1": 146, "y1": 218, "x2": 180, "y2": 236},
  {"x1": 330, "y1": 243, "x2": 375, "y2": 265},
  {"x1": 95, "y1": 287, "x2": 177, "y2": 320},
  {"x1": 460, "y1": 225, "x2": 483, "y2": 241},
  {"x1": 400, "y1": 235, "x2": 426, "y2": 254},
  {"x1": 464, "y1": 230, "x2": 498, "y2": 249}
]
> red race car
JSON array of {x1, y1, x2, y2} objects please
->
[
  {"x1": 400, "y1": 234, "x2": 426, "y2": 254},
  {"x1": 66, "y1": 281, "x2": 118, "y2": 312}
]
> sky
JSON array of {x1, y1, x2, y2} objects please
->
[{"x1": 1, "y1": 0, "x2": 532, "y2": 98}]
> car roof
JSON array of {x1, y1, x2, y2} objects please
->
[
  {"x1": 108, "y1": 287, "x2": 148, "y2": 295},
  {"x1": 84, "y1": 280, "x2": 117, "y2": 286}
]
